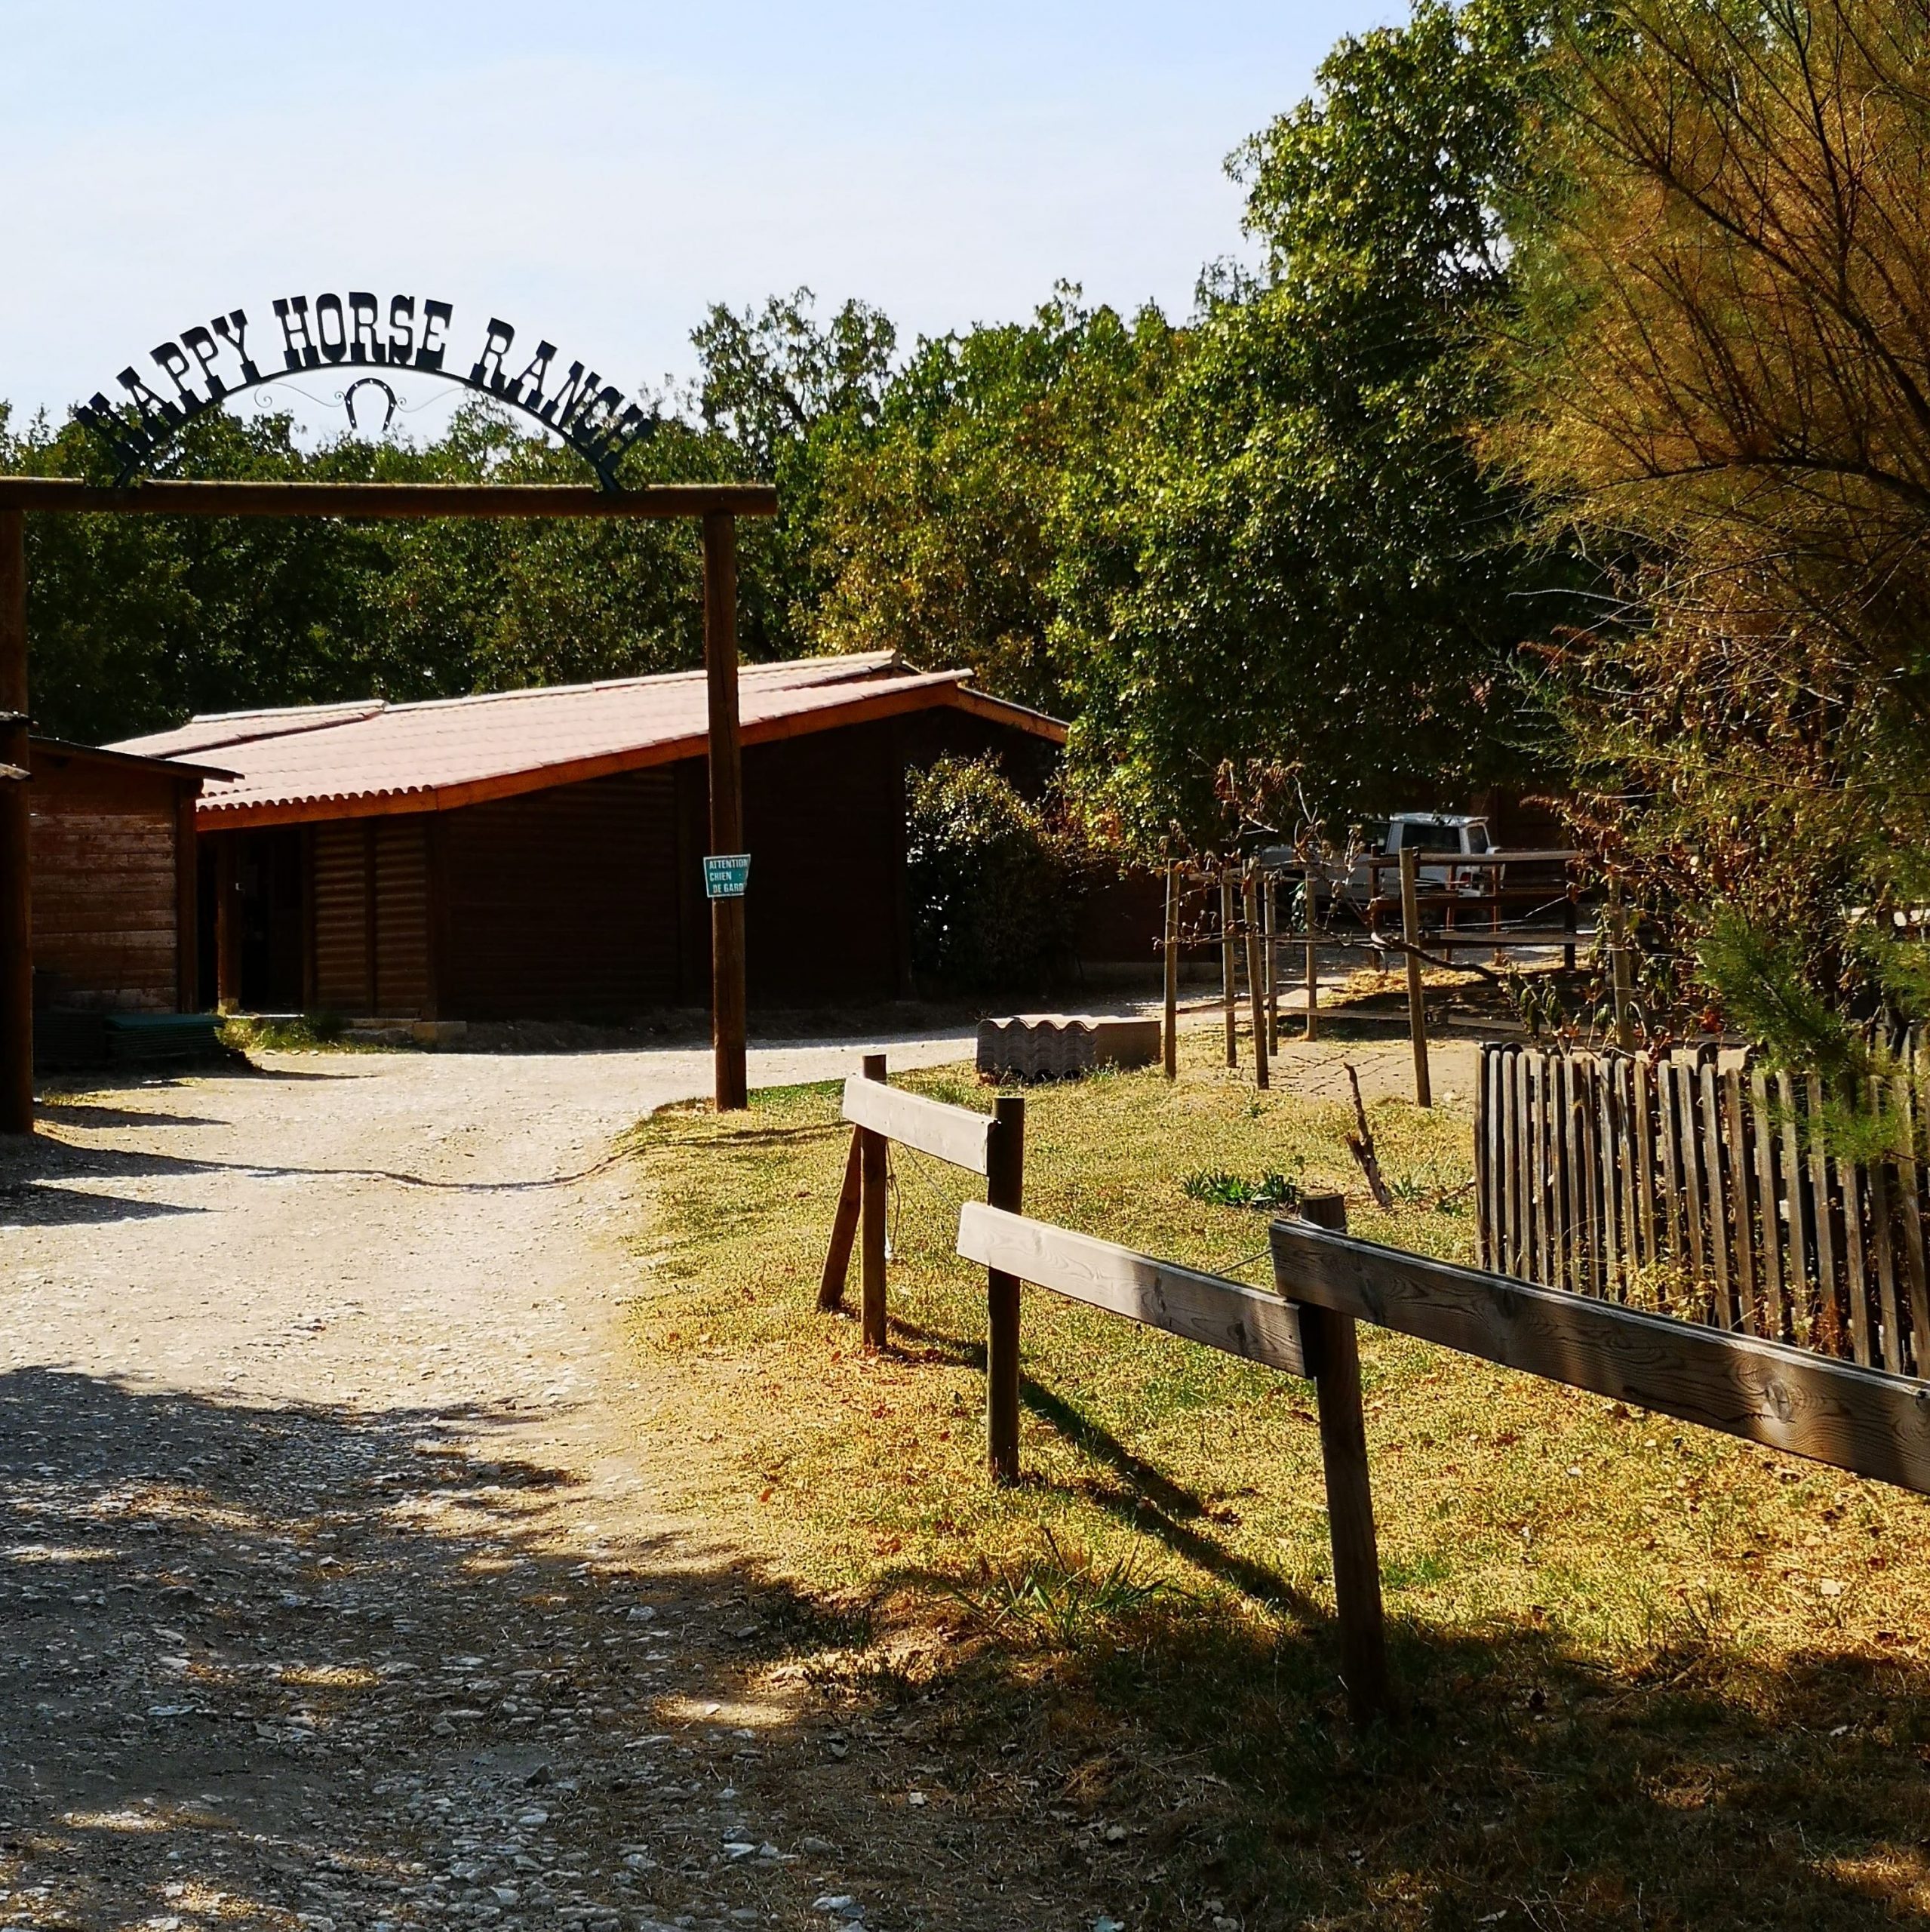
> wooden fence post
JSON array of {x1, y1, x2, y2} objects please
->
[
  {"x1": 1163, "y1": 863, "x2": 1180, "y2": 1081},
  {"x1": 817, "y1": 1129, "x2": 865, "y2": 1311},
  {"x1": 1305, "y1": 860, "x2": 1320, "y2": 1043},
  {"x1": 985, "y1": 1094, "x2": 1027, "y2": 1483},
  {"x1": 860, "y1": 1053, "x2": 889, "y2": 1352},
  {"x1": 1609, "y1": 884, "x2": 1635, "y2": 1051},
  {"x1": 1220, "y1": 871, "x2": 1239, "y2": 1068},
  {"x1": 1264, "y1": 873, "x2": 1280, "y2": 1052},
  {"x1": 1399, "y1": 845, "x2": 1432, "y2": 1108},
  {"x1": 1296, "y1": 1190, "x2": 1389, "y2": 1725},
  {"x1": 1243, "y1": 865, "x2": 1269, "y2": 1091}
]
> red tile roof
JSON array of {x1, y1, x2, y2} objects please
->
[{"x1": 112, "y1": 654, "x2": 1064, "y2": 829}]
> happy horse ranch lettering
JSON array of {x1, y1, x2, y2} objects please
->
[{"x1": 73, "y1": 293, "x2": 653, "y2": 489}]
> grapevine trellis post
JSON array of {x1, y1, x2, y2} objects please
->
[{"x1": 0, "y1": 478, "x2": 777, "y2": 1134}]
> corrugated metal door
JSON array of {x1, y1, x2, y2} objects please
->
[
  {"x1": 312, "y1": 817, "x2": 432, "y2": 1017},
  {"x1": 312, "y1": 824, "x2": 370, "y2": 1013}
]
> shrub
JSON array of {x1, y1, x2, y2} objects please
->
[{"x1": 905, "y1": 756, "x2": 1092, "y2": 992}]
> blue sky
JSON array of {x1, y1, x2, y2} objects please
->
[{"x1": 2, "y1": 2, "x2": 1403, "y2": 437}]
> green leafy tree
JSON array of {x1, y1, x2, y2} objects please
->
[
  {"x1": 810, "y1": 291, "x2": 1173, "y2": 716},
  {"x1": 1060, "y1": 0, "x2": 1579, "y2": 846},
  {"x1": 1500, "y1": 0, "x2": 1930, "y2": 1055}
]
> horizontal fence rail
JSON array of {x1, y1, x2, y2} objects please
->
[
  {"x1": 1477, "y1": 1042, "x2": 1930, "y2": 1380},
  {"x1": 841, "y1": 1075, "x2": 993, "y2": 1176},
  {"x1": 1271, "y1": 1218, "x2": 1930, "y2": 1494},
  {"x1": 958, "y1": 1202, "x2": 1308, "y2": 1375}
]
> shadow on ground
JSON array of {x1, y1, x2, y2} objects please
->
[{"x1": 3, "y1": 1365, "x2": 1927, "y2": 1930}]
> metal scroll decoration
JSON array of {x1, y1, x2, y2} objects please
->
[{"x1": 72, "y1": 292, "x2": 656, "y2": 491}]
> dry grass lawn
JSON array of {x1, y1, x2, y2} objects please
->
[{"x1": 619, "y1": 1027, "x2": 1930, "y2": 1930}]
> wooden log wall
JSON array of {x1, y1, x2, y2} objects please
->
[
  {"x1": 27, "y1": 749, "x2": 186, "y2": 1012},
  {"x1": 1477, "y1": 1041, "x2": 1930, "y2": 1378}
]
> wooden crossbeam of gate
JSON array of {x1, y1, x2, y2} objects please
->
[{"x1": 0, "y1": 478, "x2": 779, "y2": 1132}]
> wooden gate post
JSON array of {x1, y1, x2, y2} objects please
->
[
  {"x1": 985, "y1": 1094, "x2": 1027, "y2": 1482},
  {"x1": 1243, "y1": 865, "x2": 1269, "y2": 1091},
  {"x1": 1296, "y1": 1189, "x2": 1388, "y2": 1724},
  {"x1": 1162, "y1": 863, "x2": 1180, "y2": 1081},
  {"x1": 1219, "y1": 871, "x2": 1238, "y2": 1068},
  {"x1": 0, "y1": 508, "x2": 29, "y2": 1134},
  {"x1": 702, "y1": 510, "x2": 748, "y2": 1112},
  {"x1": 1399, "y1": 845, "x2": 1432, "y2": 1108},
  {"x1": 859, "y1": 1053, "x2": 890, "y2": 1351}
]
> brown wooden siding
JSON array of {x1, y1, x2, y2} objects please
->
[
  {"x1": 742, "y1": 724, "x2": 901, "y2": 1005},
  {"x1": 373, "y1": 820, "x2": 432, "y2": 1017},
  {"x1": 440, "y1": 769, "x2": 681, "y2": 1020},
  {"x1": 28, "y1": 750, "x2": 184, "y2": 1011},
  {"x1": 312, "y1": 817, "x2": 432, "y2": 1017}
]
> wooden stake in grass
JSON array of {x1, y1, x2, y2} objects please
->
[
  {"x1": 1345, "y1": 1064, "x2": 1395, "y2": 1212},
  {"x1": 1220, "y1": 871, "x2": 1239, "y2": 1069},
  {"x1": 1243, "y1": 865, "x2": 1269, "y2": 1091},
  {"x1": 1400, "y1": 844, "x2": 1431, "y2": 1108},
  {"x1": 1304, "y1": 859, "x2": 1320, "y2": 1044},
  {"x1": 860, "y1": 1053, "x2": 889, "y2": 1352},
  {"x1": 1163, "y1": 863, "x2": 1180, "y2": 1082},
  {"x1": 1293, "y1": 1189, "x2": 1389, "y2": 1727}
]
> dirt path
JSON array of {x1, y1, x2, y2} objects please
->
[
  {"x1": 0, "y1": 1023, "x2": 1468, "y2": 1932},
  {"x1": 0, "y1": 1031, "x2": 979, "y2": 1932}
]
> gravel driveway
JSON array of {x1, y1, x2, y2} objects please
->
[{"x1": 0, "y1": 1029, "x2": 974, "y2": 1932}]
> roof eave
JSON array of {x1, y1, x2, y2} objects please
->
[{"x1": 191, "y1": 677, "x2": 1065, "y2": 829}]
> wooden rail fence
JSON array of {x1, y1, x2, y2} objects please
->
[
  {"x1": 818, "y1": 1056, "x2": 1027, "y2": 1479},
  {"x1": 944, "y1": 1193, "x2": 1930, "y2": 1723},
  {"x1": 1477, "y1": 1041, "x2": 1930, "y2": 1379}
]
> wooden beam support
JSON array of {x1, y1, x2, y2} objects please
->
[
  {"x1": 817, "y1": 1129, "x2": 865, "y2": 1312},
  {"x1": 174, "y1": 787, "x2": 200, "y2": 1013},
  {"x1": 703, "y1": 510, "x2": 748, "y2": 1112},
  {"x1": 0, "y1": 509, "x2": 29, "y2": 1134},
  {"x1": 214, "y1": 835, "x2": 241, "y2": 1014},
  {"x1": 0, "y1": 479, "x2": 779, "y2": 520}
]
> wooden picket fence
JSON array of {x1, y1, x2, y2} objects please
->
[{"x1": 1477, "y1": 1040, "x2": 1930, "y2": 1377}]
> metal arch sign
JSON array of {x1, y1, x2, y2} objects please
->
[{"x1": 72, "y1": 292, "x2": 656, "y2": 491}]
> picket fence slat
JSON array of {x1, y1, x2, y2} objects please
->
[{"x1": 1476, "y1": 1042, "x2": 1930, "y2": 1385}]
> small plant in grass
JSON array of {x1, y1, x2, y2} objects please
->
[
  {"x1": 948, "y1": 1530, "x2": 1180, "y2": 1646},
  {"x1": 220, "y1": 1011, "x2": 354, "y2": 1053},
  {"x1": 1182, "y1": 1167, "x2": 1302, "y2": 1212}
]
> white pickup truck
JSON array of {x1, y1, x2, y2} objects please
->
[
  {"x1": 1371, "y1": 813, "x2": 1495, "y2": 895},
  {"x1": 1259, "y1": 813, "x2": 1500, "y2": 924}
]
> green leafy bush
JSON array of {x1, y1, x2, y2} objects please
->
[{"x1": 905, "y1": 756, "x2": 1092, "y2": 992}]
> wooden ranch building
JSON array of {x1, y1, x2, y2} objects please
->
[
  {"x1": 26, "y1": 736, "x2": 220, "y2": 1015},
  {"x1": 113, "y1": 654, "x2": 1065, "y2": 1021}
]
